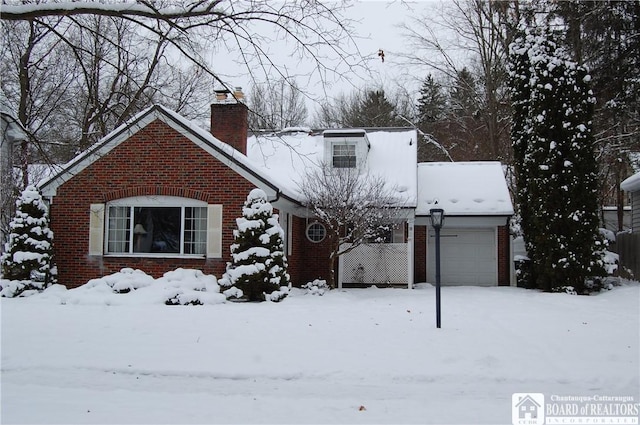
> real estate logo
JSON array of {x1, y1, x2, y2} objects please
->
[{"x1": 512, "y1": 393, "x2": 545, "y2": 425}]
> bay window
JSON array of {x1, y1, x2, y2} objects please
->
[{"x1": 90, "y1": 196, "x2": 221, "y2": 257}]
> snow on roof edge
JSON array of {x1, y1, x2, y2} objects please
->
[{"x1": 621, "y1": 171, "x2": 640, "y2": 192}]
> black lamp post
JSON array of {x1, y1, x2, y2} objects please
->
[{"x1": 430, "y1": 208, "x2": 445, "y2": 328}]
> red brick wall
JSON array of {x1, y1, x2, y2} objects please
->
[
  {"x1": 497, "y1": 225, "x2": 511, "y2": 286},
  {"x1": 50, "y1": 119, "x2": 258, "y2": 288},
  {"x1": 414, "y1": 225, "x2": 427, "y2": 283},
  {"x1": 210, "y1": 103, "x2": 248, "y2": 154},
  {"x1": 285, "y1": 216, "x2": 333, "y2": 285}
]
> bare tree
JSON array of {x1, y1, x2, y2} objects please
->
[
  {"x1": 299, "y1": 164, "x2": 403, "y2": 288},
  {"x1": 400, "y1": 0, "x2": 514, "y2": 161},
  {"x1": 1, "y1": 2, "x2": 362, "y2": 166},
  {"x1": 1, "y1": 18, "x2": 77, "y2": 185},
  {"x1": 247, "y1": 79, "x2": 308, "y2": 130},
  {"x1": 1, "y1": 1, "x2": 364, "y2": 247},
  {"x1": 1, "y1": 1, "x2": 363, "y2": 98}
]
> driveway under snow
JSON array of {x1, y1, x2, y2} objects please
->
[{"x1": 2, "y1": 283, "x2": 639, "y2": 424}]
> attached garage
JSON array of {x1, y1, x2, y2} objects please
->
[
  {"x1": 427, "y1": 228, "x2": 496, "y2": 286},
  {"x1": 416, "y1": 162, "x2": 514, "y2": 286}
]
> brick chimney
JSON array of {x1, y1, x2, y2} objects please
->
[{"x1": 210, "y1": 87, "x2": 248, "y2": 154}]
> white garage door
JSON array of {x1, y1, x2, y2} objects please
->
[{"x1": 427, "y1": 228, "x2": 497, "y2": 286}]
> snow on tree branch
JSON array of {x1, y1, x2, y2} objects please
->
[
  {"x1": 299, "y1": 164, "x2": 404, "y2": 288},
  {"x1": 1, "y1": 1, "x2": 224, "y2": 23}
]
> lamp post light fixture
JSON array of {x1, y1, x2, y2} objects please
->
[{"x1": 430, "y1": 208, "x2": 445, "y2": 328}]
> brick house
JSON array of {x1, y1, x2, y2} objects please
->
[{"x1": 40, "y1": 93, "x2": 513, "y2": 288}]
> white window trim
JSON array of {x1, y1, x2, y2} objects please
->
[
  {"x1": 306, "y1": 221, "x2": 327, "y2": 243},
  {"x1": 108, "y1": 196, "x2": 206, "y2": 207},
  {"x1": 331, "y1": 142, "x2": 357, "y2": 168},
  {"x1": 103, "y1": 196, "x2": 220, "y2": 258}
]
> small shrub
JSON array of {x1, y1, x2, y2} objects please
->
[{"x1": 302, "y1": 279, "x2": 329, "y2": 296}]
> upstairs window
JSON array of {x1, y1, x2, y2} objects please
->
[{"x1": 332, "y1": 143, "x2": 357, "y2": 168}]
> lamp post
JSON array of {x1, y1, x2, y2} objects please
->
[{"x1": 430, "y1": 208, "x2": 445, "y2": 328}]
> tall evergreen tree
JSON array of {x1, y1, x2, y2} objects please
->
[
  {"x1": 508, "y1": 25, "x2": 605, "y2": 294},
  {"x1": 415, "y1": 74, "x2": 453, "y2": 161},
  {"x1": 417, "y1": 74, "x2": 448, "y2": 126},
  {"x1": 314, "y1": 88, "x2": 408, "y2": 128},
  {"x1": 555, "y1": 1, "x2": 640, "y2": 227},
  {"x1": 219, "y1": 189, "x2": 289, "y2": 302},
  {"x1": 1, "y1": 186, "x2": 55, "y2": 289},
  {"x1": 355, "y1": 90, "x2": 404, "y2": 127},
  {"x1": 450, "y1": 67, "x2": 478, "y2": 116}
]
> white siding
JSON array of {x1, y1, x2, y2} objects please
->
[{"x1": 632, "y1": 192, "x2": 640, "y2": 233}]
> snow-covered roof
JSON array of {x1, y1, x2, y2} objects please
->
[
  {"x1": 416, "y1": 162, "x2": 514, "y2": 216},
  {"x1": 1, "y1": 93, "x2": 28, "y2": 143},
  {"x1": 621, "y1": 171, "x2": 640, "y2": 192},
  {"x1": 40, "y1": 104, "x2": 513, "y2": 218},
  {"x1": 39, "y1": 105, "x2": 416, "y2": 209},
  {"x1": 246, "y1": 128, "x2": 418, "y2": 206}
]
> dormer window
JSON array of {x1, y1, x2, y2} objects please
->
[
  {"x1": 323, "y1": 129, "x2": 370, "y2": 169},
  {"x1": 333, "y1": 143, "x2": 357, "y2": 168}
]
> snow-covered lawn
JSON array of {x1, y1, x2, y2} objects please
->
[{"x1": 2, "y1": 278, "x2": 639, "y2": 424}]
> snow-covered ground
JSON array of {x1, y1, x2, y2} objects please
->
[{"x1": 1, "y1": 273, "x2": 639, "y2": 424}]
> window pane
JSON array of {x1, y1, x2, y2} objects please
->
[
  {"x1": 333, "y1": 144, "x2": 356, "y2": 168},
  {"x1": 184, "y1": 207, "x2": 207, "y2": 255},
  {"x1": 306, "y1": 222, "x2": 326, "y2": 243},
  {"x1": 107, "y1": 206, "x2": 130, "y2": 253},
  {"x1": 133, "y1": 207, "x2": 181, "y2": 253}
]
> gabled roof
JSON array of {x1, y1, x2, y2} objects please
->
[
  {"x1": 246, "y1": 128, "x2": 418, "y2": 207},
  {"x1": 1, "y1": 94, "x2": 28, "y2": 143},
  {"x1": 416, "y1": 162, "x2": 514, "y2": 216},
  {"x1": 39, "y1": 105, "x2": 513, "y2": 219},
  {"x1": 39, "y1": 104, "x2": 298, "y2": 207}
]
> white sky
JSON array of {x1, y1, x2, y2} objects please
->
[{"x1": 205, "y1": 1, "x2": 447, "y2": 111}]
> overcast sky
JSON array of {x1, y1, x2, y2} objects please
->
[{"x1": 207, "y1": 1, "x2": 447, "y2": 109}]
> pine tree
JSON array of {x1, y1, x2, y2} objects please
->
[
  {"x1": 508, "y1": 25, "x2": 606, "y2": 293},
  {"x1": 356, "y1": 90, "x2": 402, "y2": 127},
  {"x1": 1, "y1": 186, "x2": 55, "y2": 290},
  {"x1": 219, "y1": 189, "x2": 290, "y2": 302},
  {"x1": 417, "y1": 74, "x2": 448, "y2": 126},
  {"x1": 450, "y1": 67, "x2": 478, "y2": 116}
]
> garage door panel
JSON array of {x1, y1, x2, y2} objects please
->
[{"x1": 427, "y1": 228, "x2": 496, "y2": 286}]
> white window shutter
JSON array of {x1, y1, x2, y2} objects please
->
[
  {"x1": 207, "y1": 204, "x2": 223, "y2": 258},
  {"x1": 89, "y1": 204, "x2": 105, "y2": 256}
]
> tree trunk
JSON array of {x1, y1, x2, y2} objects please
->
[{"x1": 328, "y1": 253, "x2": 338, "y2": 289}]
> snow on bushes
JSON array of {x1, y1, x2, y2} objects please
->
[
  {"x1": 219, "y1": 188, "x2": 291, "y2": 302},
  {"x1": 302, "y1": 279, "x2": 329, "y2": 296},
  {"x1": 1, "y1": 186, "x2": 55, "y2": 296},
  {"x1": 0, "y1": 279, "x2": 43, "y2": 298},
  {"x1": 34, "y1": 268, "x2": 226, "y2": 306}
]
